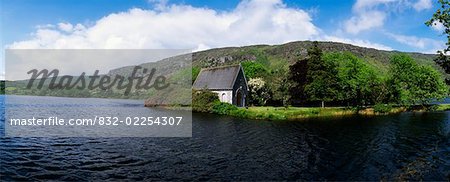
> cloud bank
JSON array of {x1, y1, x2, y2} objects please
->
[
  {"x1": 7, "y1": 0, "x2": 442, "y2": 54},
  {"x1": 9, "y1": 0, "x2": 320, "y2": 51},
  {"x1": 344, "y1": 0, "x2": 433, "y2": 34},
  {"x1": 387, "y1": 33, "x2": 445, "y2": 53}
]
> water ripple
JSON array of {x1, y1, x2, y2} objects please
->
[{"x1": 1, "y1": 96, "x2": 449, "y2": 180}]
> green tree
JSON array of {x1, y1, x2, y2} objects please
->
[
  {"x1": 413, "y1": 65, "x2": 448, "y2": 104},
  {"x1": 389, "y1": 54, "x2": 448, "y2": 105},
  {"x1": 241, "y1": 61, "x2": 268, "y2": 79},
  {"x1": 426, "y1": 0, "x2": 450, "y2": 84},
  {"x1": 289, "y1": 57, "x2": 308, "y2": 105},
  {"x1": 389, "y1": 54, "x2": 420, "y2": 104},
  {"x1": 433, "y1": 52, "x2": 450, "y2": 84},
  {"x1": 304, "y1": 41, "x2": 340, "y2": 107},
  {"x1": 426, "y1": 0, "x2": 450, "y2": 53},
  {"x1": 265, "y1": 68, "x2": 291, "y2": 107},
  {"x1": 278, "y1": 76, "x2": 292, "y2": 108},
  {"x1": 324, "y1": 52, "x2": 381, "y2": 106}
]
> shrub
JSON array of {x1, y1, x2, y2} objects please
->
[
  {"x1": 373, "y1": 103, "x2": 392, "y2": 113},
  {"x1": 192, "y1": 90, "x2": 219, "y2": 113},
  {"x1": 248, "y1": 77, "x2": 270, "y2": 106},
  {"x1": 212, "y1": 101, "x2": 238, "y2": 115}
]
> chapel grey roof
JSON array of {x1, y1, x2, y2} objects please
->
[{"x1": 192, "y1": 65, "x2": 242, "y2": 90}]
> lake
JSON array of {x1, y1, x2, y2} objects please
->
[{"x1": 0, "y1": 96, "x2": 449, "y2": 180}]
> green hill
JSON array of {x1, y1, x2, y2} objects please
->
[{"x1": 191, "y1": 41, "x2": 441, "y2": 74}]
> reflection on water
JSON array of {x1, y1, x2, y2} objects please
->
[{"x1": 1, "y1": 96, "x2": 449, "y2": 180}]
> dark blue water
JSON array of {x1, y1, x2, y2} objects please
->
[{"x1": 1, "y1": 96, "x2": 449, "y2": 181}]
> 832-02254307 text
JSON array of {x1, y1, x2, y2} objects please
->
[{"x1": 9, "y1": 116, "x2": 183, "y2": 126}]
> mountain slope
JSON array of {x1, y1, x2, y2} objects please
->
[{"x1": 190, "y1": 41, "x2": 440, "y2": 74}]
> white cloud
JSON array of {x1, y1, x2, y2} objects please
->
[
  {"x1": 6, "y1": 0, "x2": 324, "y2": 80},
  {"x1": 344, "y1": 10, "x2": 386, "y2": 34},
  {"x1": 413, "y1": 0, "x2": 432, "y2": 11},
  {"x1": 58, "y1": 23, "x2": 73, "y2": 32},
  {"x1": 344, "y1": 0, "x2": 395, "y2": 34},
  {"x1": 322, "y1": 35, "x2": 393, "y2": 50},
  {"x1": 148, "y1": 0, "x2": 169, "y2": 10},
  {"x1": 388, "y1": 33, "x2": 426, "y2": 48},
  {"x1": 431, "y1": 21, "x2": 445, "y2": 32},
  {"x1": 387, "y1": 33, "x2": 445, "y2": 52},
  {"x1": 353, "y1": 0, "x2": 397, "y2": 11},
  {"x1": 9, "y1": 0, "x2": 319, "y2": 51},
  {"x1": 344, "y1": 0, "x2": 434, "y2": 34},
  {"x1": 6, "y1": 0, "x2": 436, "y2": 74}
]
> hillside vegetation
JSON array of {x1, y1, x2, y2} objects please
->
[
  {"x1": 191, "y1": 41, "x2": 447, "y2": 107},
  {"x1": 191, "y1": 41, "x2": 441, "y2": 74}
]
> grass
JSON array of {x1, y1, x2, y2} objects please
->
[
  {"x1": 226, "y1": 104, "x2": 449, "y2": 121},
  {"x1": 184, "y1": 103, "x2": 450, "y2": 121},
  {"x1": 435, "y1": 104, "x2": 450, "y2": 111},
  {"x1": 229, "y1": 106, "x2": 359, "y2": 121}
]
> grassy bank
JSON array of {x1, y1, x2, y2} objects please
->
[
  {"x1": 170, "y1": 102, "x2": 449, "y2": 121},
  {"x1": 207, "y1": 104, "x2": 450, "y2": 121},
  {"x1": 192, "y1": 89, "x2": 449, "y2": 120},
  {"x1": 436, "y1": 104, "x2": 450, "y2": 111},
  {"x1": 225, "y1": 106, "x2": 405, "y2": 121}
]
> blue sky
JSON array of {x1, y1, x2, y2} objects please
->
[
  {"x1": 1, "y1": 0, "x2": 445, "y2": 52},
  {"x1": 0, "y1": 0, "x2": 447, "y2": 79}
]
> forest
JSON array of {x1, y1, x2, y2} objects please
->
[{"x1": 193, "y1": 41, "x2": 448, "y2": 113}]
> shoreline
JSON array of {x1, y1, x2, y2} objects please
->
[
  {"x1": 189, "y1": 104, "x2": 450, "y2": 121},
  {"x1": 4, "y1": 95, "x2": 450, "y2": 121}
]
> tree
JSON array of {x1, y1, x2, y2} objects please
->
[
  {"x1": 304, "y1": 41, "x2": 340, "y2": 107},
  {"x1": 433, "y1": 53, "x2": 450, "y2": 84},
  {"x1": 426, "y1": 0, "x2": 450, "y2": 53},
  {"x1": 289, "y1": 57, "x2": 308, "y2": 105},
  {"x1": 278, "y1": 76, "x2": 292, "y2": 108},
  {"x1": 426, "y1": 0, "x2": 450, "y2": 84},
  {"x1": 324, "y1": 52, "x2": 381, "y2": 106},
  {"x1": 389, "y1": 54, "x2": 421, "y2": 104},
  {"x1": 389, "y1": 54, "x2": 448, "y2": 105},
  {"x1": 241, "y1": 61, "x2": 269, "y2": 79},
  {"x1": 414, "y1": 65, "x2": 448, "y2": 104},
  {"x1": 266, "y1": 68, "x2": 292, "y2": 107}
]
